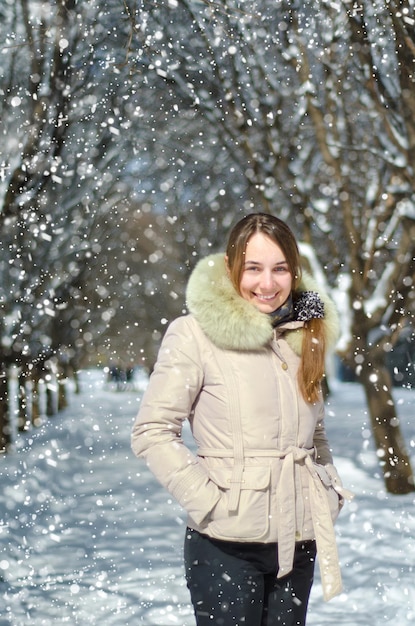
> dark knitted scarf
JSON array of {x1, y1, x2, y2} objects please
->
[{"x1": 270, "y1": 291, "x2": 325, "y2": 328}]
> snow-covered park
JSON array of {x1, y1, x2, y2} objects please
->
[{"x1": 1, "y1": 369, "x2": 414, "y2": 625}]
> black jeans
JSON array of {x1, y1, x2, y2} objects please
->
[{"x1": 184, "y1": 528, "x2": 316, "y2": 626}]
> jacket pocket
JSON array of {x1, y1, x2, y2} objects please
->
[
  {"x1": 205, "y1": 465, "x2": 271, "y2": 541},
  {"x1": 313, "y1": 464, "x2": 344, "y2": 522}
]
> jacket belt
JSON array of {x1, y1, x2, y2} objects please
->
[
  {"x1": 197, "y1": 447, "x2": 283, "y2": 457},
  {"x1": 276, "y1": 446, "x2": 343, "y2": 601},
  {"x1": 197, "y1": 445, "x2": 343, "y2": 602}
]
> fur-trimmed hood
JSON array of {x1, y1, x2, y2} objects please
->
[{"x1": 186, "y1": 253, "x2": 339, "y2": 354}]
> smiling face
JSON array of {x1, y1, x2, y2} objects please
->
[{"x1": 238, "y1": 232, "x2": 293, "y2": 313}]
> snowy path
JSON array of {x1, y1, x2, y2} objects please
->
[{"x1": 1, "y1": 370, "x2": 414, "y2": 625}]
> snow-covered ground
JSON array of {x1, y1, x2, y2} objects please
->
[{"x1": 1, "y1": 370, "x2": 414, "y2": 625}]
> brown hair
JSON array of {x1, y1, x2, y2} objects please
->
[{"x1": 225, "y1": 213, "x2": 326, "y2": 403}]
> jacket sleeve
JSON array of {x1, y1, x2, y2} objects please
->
[
  {"x1": 313, "y1": 405, "x2": 353, "y2": 501},
  {"x1": 313, "y1": 402, "x2": 334, "y2": 466},
  {"x1": 131, "y1": 317, "x2": 221, "y2": 524}
]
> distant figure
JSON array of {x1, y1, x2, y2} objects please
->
[
  {"x1": 132, "y1": 213, "x2": 352, "y2": 625},
  {"x1": 125, "y1": 367, "x2": 135, "y2": 390},
  {"x1": 108, "y1": 364, "x2": 126, "y2": 391}
]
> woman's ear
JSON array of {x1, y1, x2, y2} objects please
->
[{"x1": 224, "y1": 255, "x2": 231, "y2": 276}]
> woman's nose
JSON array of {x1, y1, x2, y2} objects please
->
[{"x1": 259, "y1": 271, "x2": 274, "y2": 289}]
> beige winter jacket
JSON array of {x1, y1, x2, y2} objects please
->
[{"x1": 132, "y1": 253, "x2": 351, "y2": 601}]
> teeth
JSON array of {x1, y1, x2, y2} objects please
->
[{"x1": 256, "y1": 294, "x2": 276, "y2": 300}]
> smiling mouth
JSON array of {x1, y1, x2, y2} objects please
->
[{"x1": 254, "y1": 293, "x2": 278, "y2": 301}]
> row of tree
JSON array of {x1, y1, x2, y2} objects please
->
[
  {"x1": 121, "y1": 0, "x2": 415, "y2": 494},
  {"x1": 0, "y1": 1, "x2": 414, "y2": 494},
  {"x1": 0, "y1": 0, "x2": 129, "y2": 448}
]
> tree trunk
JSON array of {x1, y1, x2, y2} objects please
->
[
  {"x1": 359, "y1": 353, "x2": 415, "y2": 494},
  {"x1": 18, "y1": 369, "x2": 29, "y2": 432},
  {"x1": 57, "y1": 361, "x2": 69, "y2": 410},
  {"x1": 73, "y1": 367, "x2": 80, "y2": 395},
  {"x1": 46, "y1": 381, "x2": 56, "y2": 417},
  {"x1": 0, "y1": 367, "x2": 11, "y2": 452},
  {"x1": 58, "y1": 380, "x2": 67, "y2": 410},
  {"x1": 31, "y1": 375, "x2": 41, "y2": 426}
]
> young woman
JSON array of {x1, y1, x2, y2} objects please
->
[{"x1": 131, "y1": 213, "x2": 351, "y2": 625}]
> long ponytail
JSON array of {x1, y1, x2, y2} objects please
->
[{"x1": 298, "y1": 317, "x2": 326, "y2": 403}]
